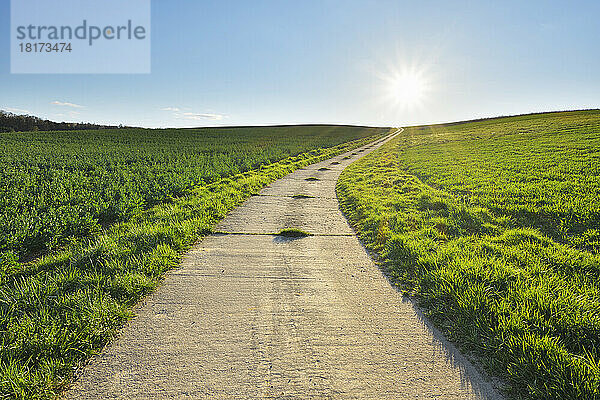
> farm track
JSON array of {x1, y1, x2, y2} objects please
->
[{"x1": 65, "y1": 130, "x2": 502, "y2": 399}]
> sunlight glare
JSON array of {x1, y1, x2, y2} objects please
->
[{"x1": 383, "y1": 67, "x2": 430, "y2": 109}]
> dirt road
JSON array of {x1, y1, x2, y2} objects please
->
[{"x1": 66, "y1": 131, "x2": 502, "y2": 399}]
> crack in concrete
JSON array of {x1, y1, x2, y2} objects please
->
[{"x1": 213, "y1": 231, "x2": 355, "y2": 237}]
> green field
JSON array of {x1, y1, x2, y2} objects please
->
[
  {"x1": 0, "y1": 125, "x2": 385, "y2": 261},
  {"x1": 337, "y1": 110, "x2": 600, "y2": 399},
  {"x1": 0, "y1": 125, "x2": 387, "y2": 399}
]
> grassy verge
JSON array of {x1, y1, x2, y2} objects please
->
[
  {"x1": 0, "y1": 132, "x2": 385, "y2": 399},
  {"x1": 337, "y1": 111, "x2": 600, "y2": 400}
]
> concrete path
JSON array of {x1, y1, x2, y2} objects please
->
[{"x1": 66, "y1": 131, "x2": 502, "y2": 399}]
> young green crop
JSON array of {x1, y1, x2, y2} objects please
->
[
  {"x1": 337, "y1": 110, "x2": 600, "y2": 400},
  {"x1": 0, "y1": 125, "x2": 383, "y2": 261}
]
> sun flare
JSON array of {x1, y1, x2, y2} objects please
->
[
  {"x1": 390, "y1": 73, "x2": 424, "y2": 104},
  {"x1": 380, "y1": 66, "x2": 430, "y2": 109}
]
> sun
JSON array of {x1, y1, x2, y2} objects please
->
[
  {"x1": 386, "y1": 70, "x2": 428, "y2": 108},
  {"x1": 389, "y1": 73, "x2": 425, "y2": 105},
  {"x1": 377, "y1": 63, "x2": 431, "y2": 110}
]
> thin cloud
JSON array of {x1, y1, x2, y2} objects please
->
[
  {"x1": 181, "y1": 112, "x2": 225, "y2": 121},
  {"x1": 162, "y1": 107, "x2": 226, "y2": 121},
  {"x1": 4, "y1": 107, "x2": 31, "y2": 114},
  {"x1": 51, "y1": 101, "x2": 84, "y2": 109},
  {"x1": 54, "y1": 110, "x2": 81, "y2": 120}
]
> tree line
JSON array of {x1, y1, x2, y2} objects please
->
[{"x1": 0, "y1": 110, "x2": 125, "y2": 132}]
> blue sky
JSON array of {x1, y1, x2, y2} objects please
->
[{"x1": 1, "y1": 0, "x2": 599, "y2": 128}]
